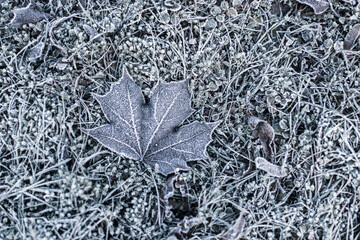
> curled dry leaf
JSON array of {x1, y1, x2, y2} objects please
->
[
  {"x1": 9, "y1": 2, "x2": 51, "y2": 27},
  {"x1": 248, "y1": 116, "x2": 274, "y2": 157},
  {"x1": 296, "y1": 0, "x2": 329, "y2": 14},
  {"x1": 162, "y1": 175, "x2": 190, "y2": 217},
  {"x1": 163, "y1": 176, "x2": 177, "y2": 200},
  {"x1": 344, "y1": 24, "x2": 360, "y2": 50},
  {"x1": 255, "y1": 157, "x2": 287, "y2": 178},
  {"x1": 27, "y1": 42, "x2": 45, "y2": 60},
  {"x1": 84, "y1": 66, "x2": 219, "y2": 176},
  {"x1": 162, "y1": 176, "x2": 178, "y2": 217}
]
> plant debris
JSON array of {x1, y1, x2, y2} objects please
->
[
  {"x1": 162, "y1": 175, "x2": 190, "y2": 218},
  {"x1": 27, "y1": 42, "x2": 45, "y2": 60},
  {"x1": 84, "y1": 67, "x2": 219, "y2": 175},
  {"x1": 344, "y1": 24, "x2": 360, "y2": 50},
  {"x1": 296, "y1": 0, "x2": 329, "y2": 14},
  {"x1": 255, "y1": 157, "x2": 287, "y2": 178},
  {"x1": 9, "y1": 1, "x2": 51, "y2": 27},
  {"x1": 248, "y1": 116, "x2": 274, "y2": 158}
]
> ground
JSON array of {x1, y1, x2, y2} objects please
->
[{"x1": 0, "y1": 0, "x2": 360, "y2": 239}]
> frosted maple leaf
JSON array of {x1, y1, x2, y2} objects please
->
[{"x1": 84, "y1": 67, "x2": 219, "y2": 175}]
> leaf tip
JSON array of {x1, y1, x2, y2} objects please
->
[{"x1": 121, "y1": 65, "x2": 132, "y2": 81}]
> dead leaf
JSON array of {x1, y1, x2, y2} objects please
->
[
  {"x1": 9, "y1": 2, "x2": 51, "y2": 27},
  {"x1": 296, "y1": 0, "x2": 329, "y2": 15},
  {"x1": 162, "y1": 175, "x2": 190, "y2": 218},
  {"x1": 344, "y1": 24, "x2": 360, "y2": 50},
  {"x1": 27, "y1": 42, "x2": 45, "y2": 60},
  {"x1": 84, "y1": 66, "x2": 219, "y2": 176},
  {"x1": 162, "y1": 176, "x2": 177, "y2": 218},
  {"x1": 255, "y1": 157, "x2": 287, "y2": 178},
  {"x1": 248, "y1": 116, "x2": 274, "y2": 157}
]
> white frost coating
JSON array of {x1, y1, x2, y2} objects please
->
[{"x1": 255, "y1": 157, "x2": 287, "y2": 178}]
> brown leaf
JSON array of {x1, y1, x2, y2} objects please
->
[{"x1": 248, "y1": 116, "x2": 274, "y2": 157}]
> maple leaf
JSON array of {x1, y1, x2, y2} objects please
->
[{"x1": 84, "y1": 67, "x2": 219, "y2": 175}]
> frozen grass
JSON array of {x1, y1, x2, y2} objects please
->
[{"x1": 0, "y1": 0, "x2": 360, "y2": 239}]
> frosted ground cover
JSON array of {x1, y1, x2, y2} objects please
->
[{"x1": 0, "y1": 0, "x2": 360, "y2": 239}]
